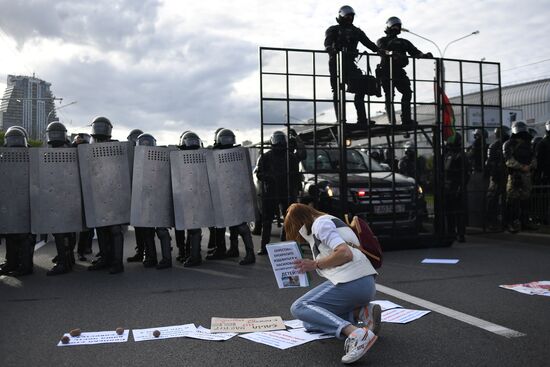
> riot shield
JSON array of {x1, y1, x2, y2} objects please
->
[
  {"x1": 170, "y1": 149, "x2": 216, "y2": 230},
  {"x1": 130, "y1": 146, "x2": 174, "y2": 228},
  {"x1": 78, "y1": 142, "x2": 132, "y2": 227},
  {"x1": 207, "y1": 147, "x2": 257, "y2": 227},
  {"x1": 30, "y1": 148, "x2": 84, "y2": 234},
  {"x1": 0, "y1": 148, "x2": 30, "y2": 233}
]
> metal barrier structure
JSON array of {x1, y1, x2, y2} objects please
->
[{"x1": 256, "y1": 46, "x2": 504, "y2": 248}]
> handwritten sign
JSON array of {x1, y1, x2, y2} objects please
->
[
  {"x1": 210, "y1": 316, "x2": 285, "y2": 333},
  {"x1": 57, "y1": 330, "x2": 129, "y2": 346}
]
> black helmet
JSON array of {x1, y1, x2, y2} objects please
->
[
  {"x1": 270, "y1": 131, "x2": 287, "y2": 148},
  {"x1": 91, "y1": 116, "x2": 113, "y2": 138},
  {"x1": 494, "y1": 126, "x2": 511, "y2": 140},
  {"x1": 72, "y1": 133, "x2": 91, "y2": 145},
  {"x1": 386, "y1": 16, "x2": 402, "y2": 30},
  {"x1": 370, "y1": 150, "x2": 381, "y2": 162},
  {"x1": 511, "y1": 120, "x2": 528, "y2": 134},
  {"x1": 136, "y1": 133, "x2": 156, "y2": 146},
  {"x1": 447, "y1": 132, "x2": 462, "y2": 147},
  {"x1": 213, "y1": 127, "x2": 225, "y2": 144},
  {"x1": 532, "y1": 136, "x2": 543, "y2": 151},
  {"x1": 404, "y1": 141, "x2": 415, "y2": 154},
  {"x1": 127, "y1": 129, "x2": 144, "y2": 145},
  {"x1": 337, "y1": 5, "x2": 355, "y2": 24},
  {"x1": 473, "y1": 128, "x2": 488, "y2": 140},
  {"x1": 546, "y1": 120, "x2": 550, "y2": 133},
  {"x1": 528, "y1": 127, "x2": 538, "y2": 138},
  {"x1": 46, "y1": 121, "x2": 68, "y2": 145},
  {"x1": 179, "y1": 131, "x2": 201, "y2": 149},
  {"x1": 215, "y1": 128, "x2": 236, "y2": 146},
  {"x1": 4, "y1": 126, "x2": 28, "y2": 147}
]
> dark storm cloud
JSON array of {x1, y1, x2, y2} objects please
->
[{"x1": 0, "y1": 0, "x2": 161, "y2": 51}]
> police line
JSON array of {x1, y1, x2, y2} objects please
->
[{"x1": 0, "y1": 142, "x2": 257, "y2": 234}]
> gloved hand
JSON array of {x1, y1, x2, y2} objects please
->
[
  {"x1": 326, "y1": 47, "x2": 337, "y2": 55},
  {"x1": 423, "y1": 52, "x2": 434, "y2": 58}
]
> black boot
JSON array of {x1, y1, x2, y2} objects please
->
[
  {"x1": 225, "y1": 227, "x2": 240, "y2": 258},
  {"x1": 156, "y1": 228, "x2": 172, "y2": 269},
  {"x1": 128, "y1": 227, "x2": 145, "y2": 262},
  {"x1": 184, "y1": 229, "x2": 202, "y2": 267},
  {"x1": 206, "y1": 228, "x2": 226, "y2": 260},
  {"x1": 142, "y1": 228, "x2": 158, "y2": 268},
  {"x1": 11, "y1": 235, "x2": 35, "y2": 276},
  {"x1": 47, "y1": 235, "x2": 70, "y2": 276},
  {"x1": 108, "y1": 225, "x2": 124, "y2": 274},
  {"x1": 0, "y1": 237, "x2": 18, "y2": 275},
  {"x1": 237, "y1": 223, "x2": 256, "y2": 265}
]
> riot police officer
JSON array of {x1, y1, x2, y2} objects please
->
[
  {"x1": 256, "y1": 131, "x2": 299, "y2": 255},
  {"x1": 444, "y1": 133, "x2": 470, "y2": 242},
  {"x1": 485, "y1": 126, "x2": 511, "y2": 230},
  {"x1": 208, "y1": 128, "x2": 256, "y2": 265},
  {"x1": 377, "y1": 17, "x2": 433, "y2": 125},
  {"x1": 72, "y1": 133, "x2": 94, "y2": 261},
  {"x1": 0, "y1": 127, "x2": 35, "y2": 276},
  {"x1": 398, "y1": 141, "x2": 426, "y2": 185},
  {"x1": 45, "y1": 121, "x2": 75, "y2": 275},
  {"x1": 126, "y1": 128, "x2": 147, "y2": 263},
  {"x1": 467, "y1": 128, "x2": 488, "y2": 173},
  {"x1": 127, "y1": 129, "x2": 144, "y2": 145},
  {"x1": 534, "y1": 121, "x2": 550, "y2": 224},
  {"x1": 503, "y1": 121, "x2": 537, "y2": 233},
  {"x1": 134, "y1": 133, "x2": 173, "y2": 269},
  {"x1": 87, "y1": 116, "x2": 125, "y2": 274},
  {"x1": 206, "y1": 128, "x2": 227, "y2": 257},
  {"x1": 176, "y1": 131, "x2": 204, "y2": 267},
  {"x1": 324, "y1": 5, "x2": 379, "y2": 124}
]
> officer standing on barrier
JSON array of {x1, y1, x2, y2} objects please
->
[
  {"x1": 87, "y1": 117, "x2": 125, "y2": 274},
  {"x1": 485, "y1": 126, "x2": 511, "y2": 230},
  {"x1": 324, "y1": 5, "x2": 379, "y2": 124},
  {"x1": 134, "y1": 133, "x2": 173, "y2": 269},
  {"x1": 209, "y1": 128, "x2": 256, "y2": 265},
  {"x1": 177, "y1": 131, "x2": 205, "y2": 267},
  {"x1": 377, "y1": 17, "x2": 433, "y2": 126},
  {"x1": 444, "y1": 133, "x2": 470, "y2": 242},
  {"x1": 125, "y1": 128, "x2": 147, "y2": 264},
  {"x1": 503, "y1": 121, "x2": 537, "y2": 233},
  {"x1": 0, "y1": 127, "x2": 35, "y2": 276},
  {"x1": 71, "y1": 133, "x2": 95, "y2": 261},
  {"x1": 45, "y1": 121, "x2": 75, "y2": 275},
  {"x1": 256, "y1": 131, "x2": 299, "y2": 255},
  {"x1": 398, "y1": 141, "x2": 426, "y2": 186},
  {"x1": 534, "y1": 121, "x2": 550, "y2": 225}
]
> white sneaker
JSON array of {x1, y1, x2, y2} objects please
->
[
  {"x1": 358, "y1": 303, "x2": 382, "y2": 335},
  {"x1": 341, "y1": 328, "x2": 377, "y2": 364}
]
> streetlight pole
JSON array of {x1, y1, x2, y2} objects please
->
[{"x1": 402, "y1": 29, "x2": 480, "y2": 59}]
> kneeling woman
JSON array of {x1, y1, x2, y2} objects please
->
[{"x1": 284, "y1": 203, "x2": 381, "y2": 364}]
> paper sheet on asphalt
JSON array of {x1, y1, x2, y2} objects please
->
[
  {"x1": 382, "y1": 308, "x2": 431, "y2": 323},
  {"x1": 57, "y1": 330, "x2": 129, "y2": 346},
  {"x1": 499, "y1": 280, "x2": 550, "y2": 296},
  {"x1": 371, "y1": 300, "x2": 403, "y2": 311},
  {"x1": 239, "y1": 328, "x2": 333, "y2": 350},
  {"x1": 211, "y1": 316, "x2": 285, "y2": 333},
  {"x1": 132, "y1": 324, "x2": 196, "y2": 342},
  {"x1": 422, "y1": 258, "x2": 459, "y2": 264},
  {"x1": 182, "y1": 326, "x2": 237, "y2": 341}
]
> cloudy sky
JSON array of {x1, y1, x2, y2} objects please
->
[{"x1": 1, "y1": 0, "x2": 549, "y2": 144}]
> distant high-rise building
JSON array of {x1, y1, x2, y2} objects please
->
[{"x1": 0, "y1": 74, "x2": 57, "y2": 140}]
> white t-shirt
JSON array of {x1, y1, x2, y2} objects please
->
[{"x1": 299, "y1": 215, "x2": 377, "y2": 285}]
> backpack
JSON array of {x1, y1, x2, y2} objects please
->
[{"x1": 345, "y1": 215, "x2": 383, "y2": 269}]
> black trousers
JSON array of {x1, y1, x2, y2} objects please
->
[{"x1": 380, "y1": 73, "x2": 412, "y2": 124}]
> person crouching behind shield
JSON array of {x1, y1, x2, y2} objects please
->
[{"x1": 284, "y1": 203, "x2": 381, "y2": 364}]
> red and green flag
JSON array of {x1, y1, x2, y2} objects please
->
[{"x1": 439, "y1": 87, "x2": 456, "y2": 141}]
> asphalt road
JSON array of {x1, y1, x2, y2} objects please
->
[{"x1": 1, "y1": 228, "x2": 549, "y2": 367}]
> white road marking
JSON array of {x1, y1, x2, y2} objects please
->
[{"x1": 376, "y1": 284, "x2": 526, "y2": 338}]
